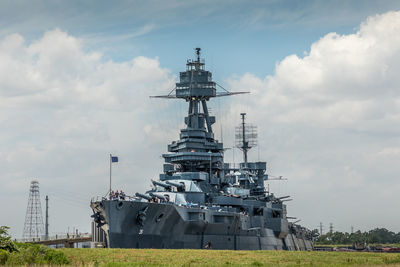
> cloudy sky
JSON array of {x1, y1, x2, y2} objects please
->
[{"x1": 1, "y1": 0, "x2": 400, "y2": 238}]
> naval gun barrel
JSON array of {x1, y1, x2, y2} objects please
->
[
  {"x1": 152, "y1": 180, "x2": 171, "y2": 190},
  {"x1": 277, "y1": 195, "x2": 291, "y2": 200},
  {"x1": 135, "y1": 192, "x2": 152, "y2": 201},
  {"x1": 165, "y1": 181, "x2": 185, "y2": 191},
  {"x1": 149, "y1": 192, "x2": 168, "y2": 202}
]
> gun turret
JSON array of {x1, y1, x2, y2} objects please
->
[{"x1": 135, "y1": 192, "x2": 152, "y2": 201}]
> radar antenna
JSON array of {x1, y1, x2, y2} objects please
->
[
  {"x1": 150, "y1": 48, "x2": 249, "y2": 99},
  {"x1": 195, "y1": 47, "x2": 201, "y2": 62},
  {"x1": 235, "y1": 113, "x2": 257, "y2": 166}
]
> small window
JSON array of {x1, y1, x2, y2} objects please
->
[
  {"x1": 272, "y1": 210, "x2": 281, "y2": 218},
  {"x1": 254, "y1": 208, "x2": 263, "y2": 216},
  {"x1": 155, "y1": 213, "x2": 164, "y2": 222}
]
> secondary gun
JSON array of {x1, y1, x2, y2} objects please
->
[
  {"x1": 165, "y1": 181, "x2": 185, "y2": 192},
  {"x1": 271, "y1": 195, "x2": 291, "y2": 203},
  {"x1": 135, "y1": 192, "x2": 152, "y2": 201},
  {"x1": 149, "y1": 192, "x2": 169, "y2": 202},
  {"x1": 152, "y1": 180, "x2": 172, "y2": 191}
]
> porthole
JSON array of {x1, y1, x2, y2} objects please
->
[{"x1": 155, "y1": 213, "x2": 164, "y2": 222}]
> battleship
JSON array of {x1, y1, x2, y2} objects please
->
[{"x1": 91, "y1": 48, "x2": 313, "y2": 250}]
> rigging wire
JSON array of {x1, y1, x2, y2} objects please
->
[
  {"x1": 215, "y1": 82, "x2": 230, "y2": 93},
  {"x1": 166, "y1": 86, "x2": 176, "y2": 96},
  {"x1": 50, "y1": 195, "x2": 88, "y2": 209},
  {"x1": 51, "y1": 192, "x2": 89, "y2": 205},
  {"x1": 217, "y1": 96, "x2": 222, "y2": 143},
  {"x1": 43, "y1": 187, "x2": 91, "y2": 203}
]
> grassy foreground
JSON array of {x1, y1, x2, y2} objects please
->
[
  {"x1": 62, "y1": 248, "x2": 400, "y2": 266},
  {"x1": 315, "y1": 244, "x2": 400, "y2": 248}
]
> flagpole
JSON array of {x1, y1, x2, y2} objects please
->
[{"x1": 109, "y1": 154, "x2": 112, "y2": 194}]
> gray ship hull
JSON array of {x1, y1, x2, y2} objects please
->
[
  {"x1": 90, "y1": 49, "x2": 314, "y2": 251},
  {"x1": 91, "y1": 200, "x2": 313, "y2": 250}
]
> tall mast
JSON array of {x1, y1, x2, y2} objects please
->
[
  {"x1": 151, "y1": 48, "x2": 249, "y2": 177},
  {"x1": 236, "y1": 113, "x2": 257, "y2": 168},
  {"x1": 241, "y1": 113, "x2": 248, "y2": 165}
]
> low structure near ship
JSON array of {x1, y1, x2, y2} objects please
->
[{"x1": 91, "y1": 48, "x2": 313, "y2": 250}]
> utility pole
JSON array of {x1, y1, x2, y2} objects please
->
[
  {"x1": 45, "y1": 195, "x2": 49, "y2": 240},
  {"x1": 319, "y1": 222, "x2": 323, "y2": 235}
]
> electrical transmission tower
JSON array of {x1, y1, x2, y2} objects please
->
[{"x1": 23, "y1": 180, "x2": 44, "y2": 240}]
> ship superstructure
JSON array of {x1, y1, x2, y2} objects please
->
[{"x1": 91, "y1": 49, "x2": 313, "y2": 250}]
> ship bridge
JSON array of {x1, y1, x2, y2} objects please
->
[{"x1": 151, "y1": 48, "x2": 247, "y2": 184}]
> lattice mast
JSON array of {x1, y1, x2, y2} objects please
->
[
  {"x1": 236, "y1": 113, "x2": 257, "y2": 166},
  {"x1": 23, "y1": 180, "x2": 44, "y2": 239}
]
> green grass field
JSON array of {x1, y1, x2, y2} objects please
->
[
  {"x1": 315, "y1": 244, "x2": 400, "y2": 248},
  {"x1": 61, "y1": 248, "x2": 400, "y2": 266}
]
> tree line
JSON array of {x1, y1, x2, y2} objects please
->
[
  {"x1": 312, "y1": 228, "x2": 400, "y2": 245},
  {"x1": 0, "y1": 226, "x2": 69, "y2": 265}
]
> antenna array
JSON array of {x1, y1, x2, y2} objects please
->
[
  {"x1": 235, "y1": 113, "x2": 257, "y2": 164},
  {"x1": 235, "y1": 124, "x2": 258, "y2": 148}
]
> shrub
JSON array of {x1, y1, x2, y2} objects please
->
[
  {"x1": 0, "y1": 226, "x2": 69, "y2": 265},
  {"x1": 43, "y1": 247, "x2": 70, "y2": 265},
  {"x1": 6, "y1": 243, "x2": 70, "y2": 265},
  {"x1": 0, "y1": 250, "x2": 9, "y2": 265},
  {"x1": 0, "y1": 226, "x2": 17, "y2": 253}
]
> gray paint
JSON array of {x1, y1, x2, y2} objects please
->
[{"x1": 91, "y1": 48, "x2": 313, "y2": 250}]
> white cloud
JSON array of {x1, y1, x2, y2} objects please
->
[
  {"x1": 0, "y1": 29, "x2": 176, "y2": 237},
  {"x1": 227, "y1": 11, "x2": 400, "y2": 135},
  {"x1": 2, "y1": 10, "x2": 400, "y2": 238},
  {"x1": 224, "y1": 11, "x2": 400, "y2": 232},
  {"x1": 377, "y1": 147, "x2": 400, "y2": 156}
]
